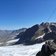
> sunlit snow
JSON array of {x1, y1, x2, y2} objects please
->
[{"x1": 0, "y1": 42, "x2": 45, "y2": 56}]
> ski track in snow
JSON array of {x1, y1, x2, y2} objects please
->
[{"x1": 0, "y1": 42, "x2": 45, "y2": 56}]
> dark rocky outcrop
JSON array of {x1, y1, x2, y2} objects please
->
[
  {"x1": 15, "y1": 22, "x2": 56, "y2": 45},
  {"x1": 43, "y1": 31, "x2": 56, "y2": 41},
  {"x1": 15, "y1": 24, "x2": 39, "y2": 44},
  {"x1": 36, "y1": 40, "x2": 56, "y2": 56},
  {"x1": 50, "y1": 25, "x2": 56, "y2": 32}
]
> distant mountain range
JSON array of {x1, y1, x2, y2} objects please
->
[
  {"x1": 0, "y1": 28, "x2": 27, "y2": 46},
  {"x1": 0, "y1": 22, "x2": 56, "y2": 46}
]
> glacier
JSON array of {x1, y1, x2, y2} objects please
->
[{"x1": 0, "y1": 42, "x2": 45, "y2": 56}]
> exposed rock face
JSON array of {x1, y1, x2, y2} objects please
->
[
  {"x1": 15, "y1": 24, "x2": 39, "y2": 44},
  {"x1": 36, "y1": 40, "x2": 56, "y2": 56},
  {"x1": 43, "y1": 31, "x2": 56, "y2": 41},
  {"x1": 15, "y1": 22, "x2": 56, "y2": 45},
  {"x1": 50, "y1": 25, "x2": 56, "y2": 32},
  {"x1": 0, "y1": 22, "x2": 56, "y2": 46}
]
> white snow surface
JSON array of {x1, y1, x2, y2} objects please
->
[
  {"x1": 6, "y1": 39, "x2": 19, "y2": 43},
  {"x1": 0, "y1": 42, "x2": 45, "y2": 56},
  {"x1": 36, "y1": 33, "x2": 45, "y2": 39}
]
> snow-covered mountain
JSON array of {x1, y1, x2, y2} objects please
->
[
  {"x1": 15, "y1": 22, "x2": 56, "y2": 45},
  {"x1": 0, "y1": 22, "x2": 56, "y2": 46}
]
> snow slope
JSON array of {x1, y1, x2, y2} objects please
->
[{"x1": 0, "y1": 42, "x2": 45, "y2": 56}]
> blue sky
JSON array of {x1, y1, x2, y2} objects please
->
[{"x1": 0, "y1": 0, "x2": 56, "y2": 30}]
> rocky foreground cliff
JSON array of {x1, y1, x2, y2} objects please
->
[{"x1": 36, "y1": 39, "x2": 56, "y2": 56}]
